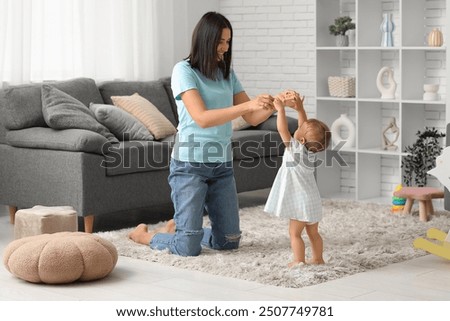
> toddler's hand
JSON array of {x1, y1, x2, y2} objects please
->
[
  {"x1": 288, "y1": 92, "x2": 305, "y2": 111},
  {"x1": 281, "y1": 90, "x2": 298, "y2": 108},
  {"x1": 273, "y1": 97, "x2": 285, "y2": 112}
]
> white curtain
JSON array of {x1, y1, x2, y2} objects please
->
[{"x1": 0, "y1": 0, "x2": 176, "y2": 87}]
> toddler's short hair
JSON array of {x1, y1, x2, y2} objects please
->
[{"x1": 301, "y1": 119, "x2": 331, "y2": 153}]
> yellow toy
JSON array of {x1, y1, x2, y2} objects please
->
[{"x1": 413, "y1": 228, "x2": 450, "y2": 260}]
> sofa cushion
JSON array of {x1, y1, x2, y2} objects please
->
[
  {"x1": 42, "y1": 85, "x2": 118, "y2": 144},
  {"x1": 89, "y1": 103, "x2": 154, "y2": 141},
  {"x1": 99, "y1": 80, "x2": 178, "y2": 126},
  {"x1": 253, "y1": 114, "x2": 298, "y2": 133},
  {"x1": 111, "y1": 93, "x2": 177, "y2": 140},
  {"x1": 232, "y1": 116, "x2": 251, "y2": 130},
  {"x1": 102, "y1": 140, "x2": 172, "y2": 176},
  {"x1": 0, "y1": 78, "x2": 104, "y2": 131},
  {"x1": 231, "y1": 130, "x2": 285, "y2": 160},
  {"x1": 6, "y1": 127, "x2": 111, "y2": 155},
  {"x1": 159, "y1": 76, "x2": 178, "y2": 124}
]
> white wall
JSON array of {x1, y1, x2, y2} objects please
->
[
  {"x1": 159, "y1": 0, "x2": 219, "y2": 77},
  {"x1": 219, "y1": 0, "x2": 315, "y2": 116}
]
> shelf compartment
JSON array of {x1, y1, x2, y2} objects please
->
[
  {"x1": 316, "y1": 50, "x2": 356, "y2": 98},
  {"x1": 316, "y1": 0, "x2": 356, "y2": 47},
  {"x1": 358, "y1": 0, "x2": 400, "y2": 47},
  {"x1": 317, "y1": 100, "x2": 356, "y2": 148},
  {"x1": 401, "y1": 102, "x2": 446, "y2": 149},
  {"x1": 358, "y1": 101, "x2": 400, "y2": 151},
  {"x1": 402, "y1": 0, "x2": 447, "y2": 47},
  {"x1": 358, "y1": 49, "x2": 400, "y2": 99},
  {"x1": 402, "y1": 49, "x2": 446, "y2": 100}
]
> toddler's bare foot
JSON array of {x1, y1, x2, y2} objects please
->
[
  {"x1": 288, "y1": 261, "x2": 305, "y2": 268},
  {"x1": 306, "y1": 258, "x2": 325, "y2": 265}
]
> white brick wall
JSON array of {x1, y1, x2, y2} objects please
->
[
  {"x1": 220, "y1": 0, "x2": 447, "y2": 198},
  {"x1": 220, "y1": 0, "x2": 316, "y2": 116}
]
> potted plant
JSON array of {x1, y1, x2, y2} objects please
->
[
  {"x1": 401, "y1": 127, "x2": 445, "y2": 187},
  {"x1": 329, "y1": 16, "x2": 355, "y2": 47}
]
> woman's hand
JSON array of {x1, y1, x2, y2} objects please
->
[{"x1": 249, "y1": 94, "x2": 274, "y2": 112}]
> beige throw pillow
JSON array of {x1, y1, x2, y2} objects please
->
[
  {"x1": 232, "y1": 116, "x2": 251, "y2": 131},
  {"x1": 111, "y1": 93, "x2": 177, "y2": 140}
]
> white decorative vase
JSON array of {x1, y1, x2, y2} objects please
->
[
  {"x1": 331, "y1": 114, "x2": 355, "y2": 148},
  {"x1": 336, "y1": 34, "x2": 349, "y2": 47},
  {"x1": 380, "y1": 12, "x2": 394, "y2": 47},
  {"x1": 376, "y1": 66, "x2": 397, "y2": 99},
  {"x1": 346, "y1": 29, "x2": 356, "y2": 46},
  {"x1": 423, "y1": 84, "x2": 439, "y2": 101},
  {"x1": 427, "y1": 28, "x2": 443, "y2": 47}
]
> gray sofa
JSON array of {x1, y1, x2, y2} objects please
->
[{"x1": 0, "y1": 77, "x2": 295, "y2": 232}]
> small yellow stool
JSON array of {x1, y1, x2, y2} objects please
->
[
  {"x1": 393, "y1": 187, "x2": 444, "y2": 222},
  {"x1": 414, "y1": 228, "x2": 450, "y2": 260}
]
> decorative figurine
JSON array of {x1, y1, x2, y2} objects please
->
[{"x1": 382, "y1": 117, "x2": 399, "y2": 151}]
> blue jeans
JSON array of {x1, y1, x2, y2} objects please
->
[{"x1": 150, "y1": 158, "x2": 241, "y2": 256}]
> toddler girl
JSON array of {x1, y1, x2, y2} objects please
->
[{"x1": 264, "y1": 91, "x2": 331, "y2": 267}]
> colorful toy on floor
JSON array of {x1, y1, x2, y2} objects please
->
[
  {"x1": 391, "y1": 184, "x2": 406, "y2": 213},
  {"x1": 413, "y1": 228, "x2": 450, "y2": 260}
]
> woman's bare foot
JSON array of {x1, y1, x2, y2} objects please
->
[
  {"x1": 128, "y1": 223, "x2": 153, "y2": 245},
  {"x1": 164, "y1": 219, "x2": 176, "y2": 233},
  {"x1": 288, "y1": 261, "x2": 305, "y2": 268},
  {"x1": 128, "y1": 219, "x2": 176, "y2": 245}
]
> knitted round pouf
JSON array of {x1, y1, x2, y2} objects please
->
[{"x1": 3, "y1": 232, "x2": 118, "y2": 284}]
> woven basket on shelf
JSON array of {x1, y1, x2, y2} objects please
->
[{"x1": 328, "y1": 76, "x2": 355, "y2": 97}]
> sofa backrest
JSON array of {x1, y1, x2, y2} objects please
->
[
  {"x1": 0, "y1": 78, "x2": 104, "y2": 143},
  {"x1": 98, "y1": 78, "x2": 178, "y2": 126}
]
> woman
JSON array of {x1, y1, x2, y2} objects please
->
[{"x1": 128, "y1": 11, "x2": 274, "y2": 256}]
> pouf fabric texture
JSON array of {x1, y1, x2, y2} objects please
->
[
  {"x1": 3, "y1": 232, "x2": 118, "y2": 284},
  {"x1": 14, "y1": 205, "x2": 78, "y2": 239}
]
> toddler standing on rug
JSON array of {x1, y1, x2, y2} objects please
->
[{"x1": 264, "y1": 90, "x2": 331, "y2": 268}]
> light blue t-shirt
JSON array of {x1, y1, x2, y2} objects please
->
[{"x1": 171, "y1": 60, "x2": 244, "y2": 163}]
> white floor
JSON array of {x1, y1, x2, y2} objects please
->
[{"x1": 1, "y1": 191, "x2": 450, "y2": 301}]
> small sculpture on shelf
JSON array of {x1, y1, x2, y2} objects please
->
[
  {"x1": 376, "y1": 66, "x2": 397, "y2": 99},
  {"x1": 382, "y1": 117, "x2": 399, "y2": 151}
]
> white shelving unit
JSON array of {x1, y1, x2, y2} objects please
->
[{"x1": 315, "y1": 0, "x2": 450, "y2": 202}]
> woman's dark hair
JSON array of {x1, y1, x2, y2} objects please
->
[{"x1": 187, "y1": 12, "x2": 233, "y2": 80}]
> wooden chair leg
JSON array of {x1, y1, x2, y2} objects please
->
[
  {"x1": 403, "y1": 198, "x2": 413, "y2": 214},
  {"x1": 418, "y1": 200, "x2": 428, "y2": 222},
  {"x1": 84, "y1": 215, "x2": 94, "y2": 233},
  {"x1": 9, "y1": 206, "x2": 17, "y2": 224},
  {"x1": 426, "y1": 200, "x2": 434, "y2": 217}
]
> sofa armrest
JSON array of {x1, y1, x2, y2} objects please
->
[
  {"x1": 6, "y1": 127, "x2": 111, "y2": 155},
  {"x1": 252, "y1": 115, "x2": 298, "y2": 134}
]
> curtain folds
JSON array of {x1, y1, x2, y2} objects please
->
[{"x1": 0, "y1": 0, "x2": 174, "y2": 87}]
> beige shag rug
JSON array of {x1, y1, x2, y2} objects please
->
[{"x1": 96, "y1": 199, "x2": 450, "y2": 288}]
